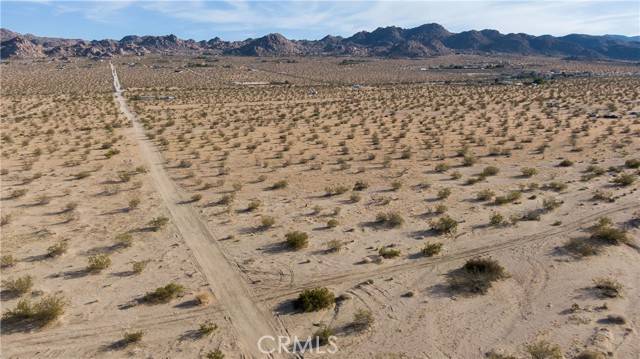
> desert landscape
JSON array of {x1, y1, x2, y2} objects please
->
[{"x1": 1, "y1": 20, "x2": 640, "y2": 359}]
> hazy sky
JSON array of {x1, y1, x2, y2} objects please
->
[{"x1": 2, "y1": 0, "x2": 639, "y2": 41}]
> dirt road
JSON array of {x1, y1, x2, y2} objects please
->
[{"x1": 110, "y1": 63, "x2": 284, "y2": 358}]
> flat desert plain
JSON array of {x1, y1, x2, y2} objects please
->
[{"x1": 1, "y1": 56, "x2": 639, "y2": 359}]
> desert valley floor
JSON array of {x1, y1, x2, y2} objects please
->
[{"x1": 1, "y1": 55, "x2": 639, "y2": 359}]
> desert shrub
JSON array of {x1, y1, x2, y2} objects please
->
[
  {"x1": 325, "y1": 185, "x2": 349, "y2": 196},
  {"x1": 421, "y1": 242, "x2": 443, "y2": 257},
  {"x1": 593, "y1": 277, "x2": 623, "y2": 298},
  {"x1": 271, "y1": 180, "x2": 288, "y2": 190},
  {"x1": 115, "y1": 233, "x2": 133, "y2": 248},
  {"x1": 142, "y1": 283, "x2": 185, "y2": 304},
  {"x1": 481, "y1": 166, "x2": 499, "y2": 177},
  {"x1": 612, "y1": 173, "x2": 636, "y2": 186},
  {"x1": 195, "y1": 292, "x2": 211, "y2": 306},
  {"x1": 205, "y1": 350, "x2": 225, "y2": 359},
  {"x1": 437, "y1": 188, "x2": 452, "y2": 199},
  {"x1": 326, "y1": 240, "x2": 344, "y2": 253},
  {"x1": 177, "y1": 159, "x2": 192, "y2": 168},
  {"x1": 591, "y1": 225, "x2": 629, "y2": 245},
  {"x1": 564, "y1": 237, "x2": 600, "y2": 257},
  {"x1": 87, "y1": 254, "x2": 111, "y2": 273},
  {"x1": 2, "y1": 275, "x2": 33, "y2": 296},
  {"x1": 353, "y1": 180, "x2": 369, "y2": 191},
  {"x1": 592, "y1": 190, "x2": 614, "y2": 202},
  {"x1": 434, "y1": 204, "x2": 447, "y2": 214},
  {"x1": 326, "y1": 219, "x2": 339, "y2": 228},
  {"x1": 545, "y1": 181, "x2": 567, "y2": 192},
  {"x1": 285, "y1": 231, "x2": 309, "y2": 250},
  {"x1": 391, "y1": 181, "x2": 403, "y2": 191},
  {"x1": 476, "y1": 189, "x2": 495, "y2": 201},
  {"x1": 575, "y1": 350, "x2": 605, "y2": 359},
  {"x1": 624, "y1": 158, "x2": 640, "y2": 169},
  {"x1": 350, "y1": 193, "x2": 361, "y2": 203},
  {"x1": 447, "y1": 258, "x2": 508, "y2": 294},
  {"x1": 462, "y1": 154, "x2": 477, "y2": 166},
  {"x1": 296, "y1": 287, "x2": 335, "y2": 312},
  {"x1": 375, "y1": 212, "x2": 404, "y2": 228},
  {"x1": 525, "y1": 340, "x2": 563, "y2": 359},
  {"x1": 521, "y1": 167, "x2": 538, "y2": 177},
  {"x1": 542, "y1": 197, "x2": 562, "y2": 211},
  {"x1": 132, "y1": 261, "x2": 148, "y2": 274},
  {"x1": 378, "y1": 247, "x2": 401, "y2": 258},
  {"x1": 199, "y1": 320, "x2": 218, "y2": 335},
  {"x1": 558, "y1": 159, "x2": 574, "y2": 167},
  {"x1": 490, "y1": 213, "x2": 505, "y2": 226},
  {"x1": 190, "y1": 194, "x2": 203, "y2": 202},
  {"x1": 435, "y1": 163, "x2": 450, "y2": 173},
  {"x1": 493, "y1": 191, "x2": 521, "y2": 205},
  {"x1": 431, "y1": 216, "x2": 458, "y2": 235},
  {"x1": 1, "y1": 254, "x2": 16, "y2": 268},
  {"x1": 260, "y1": 216, "x2": 275, "y2": 229},
  {"x1": 246, "y1": 199, "x2": 261, "y2": 211},
  {"x1": 122, "y1": 330, "x2": 144, "y2": 345},
  {"x1": 147, "y1": 216, "x2": 169, "y2": 231},
  {"x1": 352, "y1": 308, "x2": 374, "y2": 331},
  {"x1": 127, "y1": 198, "x2": 140, "y2": 211},
  {"x1": 2, "y1": 294, "x2": 66, "y2": 326},
  {"x1": 47, "y1": 241, "x2": 69, "y2": 257},
  {"x1": 313, "y1": 325, "x2": 334, "y2": 346}
]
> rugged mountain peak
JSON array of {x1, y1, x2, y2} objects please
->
[{"x1": 1, "y1": 23, "x2": 638, "y2": 61}]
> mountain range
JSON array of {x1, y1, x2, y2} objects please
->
[{"x1": 2, "y1": 24, "x2": 639, "y2": 60}]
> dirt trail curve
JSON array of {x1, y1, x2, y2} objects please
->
[{"x1": 110, "y1": 63, "x2": 285, "y2": 358}]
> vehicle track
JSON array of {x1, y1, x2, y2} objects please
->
[
  {"x1": 257, "y1": 202, "x2": 640, "y2": 302},
  {"x1": 109, "y1": 63, "x2": 284, "y2": 358}
]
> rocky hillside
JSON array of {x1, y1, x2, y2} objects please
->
[{"x1": 2, "y1": 24, "x2": 639, "y2": 60}]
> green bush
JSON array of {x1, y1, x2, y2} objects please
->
[
  {"x1": 313, "y1": 325, "x2": 334, "y2": 345},
  {"x1": 612, "y1": 173, "x2": 636, "y2": 186},
  {"x1": 431, "y1": 216, "x2": 458, "y2": 235},
  {"x1": 2, "y1": 294, "x2": 66, "y2": 326},
  {"x1": 87, "y1": 254, "x2": 111, "y2": 273},
  {"x1": 122, "y1": 330, "x2": 144, "y2": 345},
  {"x1": 260, "y1": 216, "x2": 275, "y2": 229},
  {"x1": 521, "y1": 167, "x2": 538, "y2": 177},
  {"x1": 2, "y1": 275, "x2": 33, "y2": 296},
  {"x1": 421, "y1": 242, "x2": 443, "y2": 257},
  {"x1": 142, "y1": 283, "x2": 185, "y2": 304},
  {"x1": 296, "y1": 287, "x2": 335, "y2": 312},
  {"x1": 447, "y1": 258, "x2": 508, "y2": 294},
  {"x1": 624, "y1": 158, "x2": 640, "y2": 169},
  {"x1": 525, "y1": 340, "x2": 563, "y2": 359},
  {"x1": 352, "y1": 308, "x2": 374, "y2": 331},
  {"x1": 47, "y1": 241, "x2": 69, "y2": 257},
  {"x1": 375, "y1": 212, "x2": 404, "y2": 228},
  {"x1": 481, "y1": 166, "x2": 499, "y2": 177},
  {"x1": 147, "y1": 216, "x2": 170, "y2": 231},
  {"x1": 378, "y1": 247, "x2": 401, "y2": 258},
  {"x1": 285, "y1": 231, "x2": 309, "y2": 250}
]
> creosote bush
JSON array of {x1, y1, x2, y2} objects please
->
[
  {"x1": 2, "y1": 294, "x2": 66, "y2": 326},
  {"x1": 421, "y1": 242, "x2": 443, "y2": 257},
  {"x1": 296, "y1": 287, "x2": 335, "y2": 312},
  {"x1": 147, "y1": 216, "x2": 169, "y2": 231},
  {"x1": 2, "y1": 275, "x2": 34, "y2": 296},
  {"x1": 431, "y1": 215, "x2": 458, "y2": 235},
  {"x1": 447, "y1": 258, "x2": 508, "y2": 294},
  {"x1": 525, "y1": 340, "x2": 563, "y2": 359},
  {"x1": 375, "y1": 212, "x2": 404, "y2": 228},
  {"x1": 122, "y1": 330, "x2": 144, "y2": 346},
  {"x1": 87, "y1": 254, "x2": 111, "y2": 273},
  {"x1": 142, "y1": 283, "x2": 185, "y2": 304},
  {"x1": 378, "y1": 246, "x2": 400, "y2": 258},
  {"x1": 285, "y1": 231, "x2": 309, "y2": 250},
  {"x1": 352, "y1": 308, "x2": 374, "y2": 331}
]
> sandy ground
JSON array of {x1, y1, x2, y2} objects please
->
[{"x1": 1, "y1": 57, "x2": 639, "y2": 358}]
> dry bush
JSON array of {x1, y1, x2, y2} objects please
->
[{"x1": 447, "y1": 258, "x2": 508, "y2": 294}]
